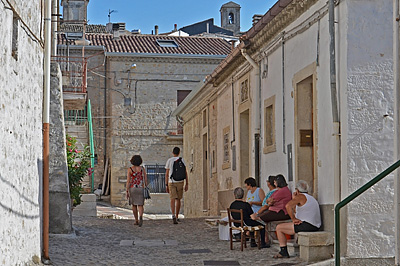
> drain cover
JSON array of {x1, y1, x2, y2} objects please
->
[
  {"x1": 179, "y1": 249, "x2": 212, "y2": 254},
  {"x1": 203, "y1": 261, "x2": 240, "y2": 265}
]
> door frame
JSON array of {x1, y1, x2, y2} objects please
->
[{"x1": 293, "y1": 62, "x2": 318, "y2": 198}]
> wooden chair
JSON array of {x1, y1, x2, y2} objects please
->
[{"x1": 227, "y1": 208, "x2": 264, "y2": 251}]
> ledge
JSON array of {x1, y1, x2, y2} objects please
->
[{"x1": 166, "y1": 134, "x2": 183, "y2": 141}]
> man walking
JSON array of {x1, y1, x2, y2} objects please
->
[{"x1": 165, "y1": 147, "x2": 188, "y2": 224}]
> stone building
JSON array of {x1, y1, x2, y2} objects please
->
[
  {"x1": 61, "y1": 0, "x2": 89, "y2": 23},
  {"x1": 220, "y1": 1, "x2": 241, "y2": 35},
  {"x1": 0, "y1": 0, "x2": 45, "y2": 264},
  {"x1": 174, "y1": 0, "x2": 397, "y2": 263},
  {"x1": 57, "y1": 27, "x2": 231, "y2": 208}
]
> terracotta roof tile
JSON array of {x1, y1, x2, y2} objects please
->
[{"x1": 58, "y1": 33, "x2": 231, "y2": 56}]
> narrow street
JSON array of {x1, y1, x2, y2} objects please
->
[{"x1": 49, "y1": 203, "x2": 306, "y2": 266}]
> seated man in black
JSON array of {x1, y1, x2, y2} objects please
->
[{"x1": 229, "y1": 187, "x2": 269, "y2": 248}]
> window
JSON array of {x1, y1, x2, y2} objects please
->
[
  {"x1": 12, "y1": 15, "x2": 19, "y2": 60},
  {"x1": 157, "y1": 39, "x2": 179, "y2": 48},
  {"x1": 240, "y1": 78, "x2": 249, "y2": 103},
  {"x1": 229, "y1": 13, "x2": 234, "y2": 24},
  {"x1": 177, "y1": 90, "x2": 191, "y2": 134},
  {"x1": 202, "y1": 109, "x2": 207, "y2": 128},
  {"x1": 263, "y1": 96, "x2": 276, "y2": 153},
  {"x1": 222, "y1": 127, "x2": 230, "y2": 169}
]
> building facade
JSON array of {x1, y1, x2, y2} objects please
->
[
  {"x1": 57, "y1": 31, "x2": 231, "y2": 207},
  {"x1": 175, "y1": 0, "x2": 396, "y2": 262}
]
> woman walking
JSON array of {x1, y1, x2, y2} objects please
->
[{"x1": 126, "y1": 155, "x2": 148, "y2": 227}]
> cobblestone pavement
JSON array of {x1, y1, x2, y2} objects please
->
[{"x1": 49, "y1": 203, "x2": 308, "y2": 266}]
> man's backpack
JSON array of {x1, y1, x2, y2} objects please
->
[{"x1": 171, "y1": 157, "x2": 186, "y2": 181}]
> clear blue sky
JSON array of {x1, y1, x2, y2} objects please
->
[{"x1": 85, "y1": 0, "x2": 277, "y2": 34}]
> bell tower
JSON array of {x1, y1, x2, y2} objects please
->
[
  {"x1": 220, "y1": 1, "x2": 241, "y2": 35},
  {"x1": 61, "y1": 0, "x2": 89, "y2": 23}
]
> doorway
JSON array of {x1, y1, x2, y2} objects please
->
[
  {"x1": 295, "y1": 76, "x2": 315, "y2": 193},
  {"x1": 202, "y1": 133, "x2": 208, "y2": 210}
]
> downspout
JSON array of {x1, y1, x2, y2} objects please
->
[
  {"x1": 231, "y1": 77, "x2": 236, "y2": 171},
  {"x1": 104, "y1": 58, "x2": 108, "y2": 170},
  {"x1": 241, "y1": 49, "x2": 261, "y2": 183},
  {"x1": 51, "y1": 0, "x2": 57, "y2": 56},
  {"x1": 393, "y1": 0, "x2": 400, "y2": 263},
  {"x1": 42, "y1": 0, "x2": 52, "y2": 263},
  {"x1": 282, "y1": 35, "x2": 286, "y2": 154},
  {"x1": 208, "y1": 102, "x2": 211, "y2": 211},
  {"x1": 330, "y1": 0, "x2": 342, "y2": 263}
]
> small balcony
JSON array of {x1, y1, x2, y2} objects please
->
[{"x1": 52, "y1": 55, "x2": 87, "y2": 110}]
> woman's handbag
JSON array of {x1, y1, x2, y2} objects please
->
[{"x1": 144, "y1": 186, "x2": 151, "y2": 200}]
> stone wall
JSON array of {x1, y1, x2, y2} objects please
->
[
  {"x1": 104, "y1": 57, "x2": 223, "y2": 207},
  {"x1": 49, "y1": 63, "x2": 72, "y2": 234},
  {"x1": 0, "y1": 0, "x2": 43, "y2": 264}
]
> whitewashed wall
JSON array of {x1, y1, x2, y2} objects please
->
[
  {"x1": 257, "y1": 0, "x2": 394, "y2": 259},
  {"x1": 343, "y1": 0, "x2": 394, "y2": 258},
  {"x1": 0, "y1": 0, "x2": 43, "y2": 264}
]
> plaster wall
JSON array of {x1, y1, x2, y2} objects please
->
[
  {"x1": 0, "y1": 0, "x2": 43, "y2": 264},
  {"x1": 258, "y1": 2, "x2": 336, "y2": 204},
  {"x1": 343, "y1": 0, "x2": 395, "y2": 258}
]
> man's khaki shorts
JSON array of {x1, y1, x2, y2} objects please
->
[{"x1": 168, "y1": 182, "x2": 184, "y2": 199}]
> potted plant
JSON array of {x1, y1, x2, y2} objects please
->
[{"x1": 66, "y1": 134, "x2": 92, "y2": 207}]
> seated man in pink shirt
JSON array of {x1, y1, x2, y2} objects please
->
[{"x1": 274, "y1": 180, "x2": 321, "y2": 258}]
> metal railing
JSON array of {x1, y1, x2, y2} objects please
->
[
  {"x1": 334, "y1": 159, "x2": 400, "y2": 265},
  {"x1": 145, "y1": 164, "x2": 167, "y2": 193},
  {"x1": 88, "y1": 100, "x2": 95, "y2": 192},
  {"x1": 64, "y1": 109, "x2": 87, "y2": 125}
]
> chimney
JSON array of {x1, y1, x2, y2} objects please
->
[
  {"x1": 206, "y1": 23, "x2": 209, "y2": 33},
  {"x1": 174, "y1": 24, "x2": 177, "y2": 32},
  {"x1": 252, "y1": 14, "x2": 263, "y2": 26},
  {"x1": 155, "y1": 25, "x2": 159, "y2": 35},
  {"x1": 230, "y1": 40, "x2": 236, "y2": 51}
]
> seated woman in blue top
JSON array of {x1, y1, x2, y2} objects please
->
[
  {"x1": 245, "y1": 177, "x2": 265, "y2": 214},
  {"x1": 259, "y1": 175, "x2": 278, "y2": 214}
]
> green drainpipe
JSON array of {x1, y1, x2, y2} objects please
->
[{"x1": 87, "y1": 100, "x2": 95, "y2": 192}]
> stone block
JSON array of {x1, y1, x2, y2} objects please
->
[
  {"x1": 298, "y1": 231, "x2": 334, "y2": 262},
  {"x1": 73, "y1": 194, "x2": 97, "y2": 216},
  {"x1": 80, "y1": 193, "x2": 96, "y2": 202},
  {"x1": 298, "y1": 231, "x2": 334, "y2": 246}
]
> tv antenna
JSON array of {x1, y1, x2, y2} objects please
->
[{"x1": 108, "y1": 9, "x2": 117, "y2": 23}]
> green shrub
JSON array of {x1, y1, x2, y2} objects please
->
[{"x1": 66, "y1": 134, "x2": 92, "y2": 206}]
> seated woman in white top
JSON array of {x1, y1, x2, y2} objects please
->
[{"x1": 245, "y1": 177, "x2": 265, "y2": 214}]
